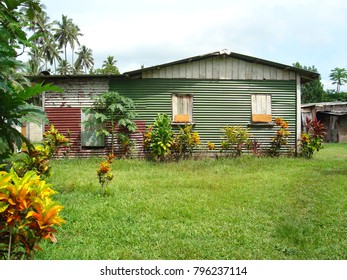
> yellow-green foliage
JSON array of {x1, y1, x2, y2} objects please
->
[
  {"x1": 13, "y1": 125, "x2": 70, "y2": 178},
  {"x1": 221, "y1": 125, "x2": 251, "y2": 157},
  {"x1": 0, "y1": 169, "x2": 64, "y2": 259},
  {"x1": 172, "y1": 125, "x2": 201, "y2": 159}
]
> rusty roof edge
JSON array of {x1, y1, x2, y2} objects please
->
[{"x1": 26, "y1": 73, "x2": 125, "y2": 80}]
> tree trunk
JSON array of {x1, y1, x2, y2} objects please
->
[
  {"x1": 64, "y1": 44, "x2": 67, "y2": 66},
  {"x1": 111, "y1": 117, "x2": 114, "y2": 155}
]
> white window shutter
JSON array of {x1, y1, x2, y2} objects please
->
[{"x1": 251, "y1": 94, "x2": 272, "y2": 122}]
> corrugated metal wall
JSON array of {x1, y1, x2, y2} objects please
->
[
  {"x1": 109, "y1": 78, "x2": 297, "y2": 152},
  {"x1": 45, "y1": 107, "x2": 145, "y2": 158}
]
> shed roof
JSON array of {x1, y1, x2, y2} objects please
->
[
  {"x1": 124, "y1": 50, "x2": 320, "y2": 83},
  {"x1": 302, "y1": 101, "x2": 347, "y2": 108}
]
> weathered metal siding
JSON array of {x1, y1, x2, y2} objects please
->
[
  {"x1": 44, "y1": 77, "x2": 109, "y2": 108},
  {"x1": 43, "y1": 77, "x2": 144, "y2": 157},
  {"x1": 142, "y1": 56, "x2": 297, "y2": 81},
  {"x1": 110, "y1": 79, "x2": 297, "y2": 151},
  {"x1": 43, "y1": 77, "x2": 109, "y2": 157}
]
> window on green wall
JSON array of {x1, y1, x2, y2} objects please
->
[
  {"x1": 251, "y1": 94, "x2": 272, "y2": 123},
  {"x1": 172, "y1": 94, "x2": 193, "y2": 123}
]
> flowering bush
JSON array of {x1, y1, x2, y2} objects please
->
[
  {"x1": 0, "y1": 169, "x2": 64, "y2": 259},
  {"x1": 300, "y1": 117, "x2": 326, "y2": 159},
  {"x1": 97, "y1": 154, "x2": 115, "y2": 194},
  {"x1": 268, "y1": 118, "x2": 290, "y2": 156}
]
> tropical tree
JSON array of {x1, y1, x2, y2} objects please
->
[
  {"x1": 101, "y1": 55, "x2": 120, "y2": 74},
  {"x1": 20, "y1": 0, "x2": 47, "y2": 71},
  {"x1": 20, "y1": 0, "x2": 46, "y2": 34},
  {"x1": 41, "y1": 33, "x2": 61, "y2": 73},
  {"x1": 293, "y1": 62, "x2": 325, "y2": 103},
  {"x1": 56, "y1": 60, "x2": 73, "y2": 75},
  {"x1": 0, "y1": 0, "x2": 61, "y2": 162},
  {"x1": 329, "y1": 67, "x2": 347, "y2": 93},
  {"x1": 69, "y1": 23, "x2": 82, "y2": 66},
  {"x1": 26, "y1": 46, "x2": 44, "y2": 75},
  {"x1": 83, "y1": 92, "x2": 137, "y2": 155},
  {"x1": 75, "y1": 45, "x2": 94, "y2": 73},
  {"x1": 53, "y1": 15, "x2": 82, "y2": 65},
  {"x1": 32, "y1": 11, "x2": 62, "y2": 73}
]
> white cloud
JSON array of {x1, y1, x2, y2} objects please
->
[{"x1": 42, "y1": 0, "x2": 347, "y2": 90}]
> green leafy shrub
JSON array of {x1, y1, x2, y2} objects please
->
[
  {"x1": 143, "y1": 114, "x2": 173, "y2": 161},
  {"x1": 0, "y1": 169, "x2": 64, "y2": 259},
  {"x1": 220, "y1": 126, "x2": 251, "y2": 157},
  {"x1": 13, "y1": 125, "x2": 70, "y2": 178},
  {"x1": 83, "y1": 91, "x2": 137, "y2": 155},
  {"x1": 300, "y1": 117, "x2": 326, "y2": 159},
  {"x1": 171, "y1": 125, "x2": 201, "y2": 160}
]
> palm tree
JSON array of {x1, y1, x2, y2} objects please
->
[
  {"x1": 69, "y1": 23, "x2": 83, "y2": 66},
  {"x1": 21, "y1": 1, "x2": 48, "y2": 69},
  {"x1": 57, "y1": 60, "x2": 73, "y2": 75},
  {"x1": 27, "y1": 48, "x2": 44, "y2": 75},
  {"x1": 41, "y1": 34, "x2": 61, "y2": 72},
  {"x1": 20, "y1": 0, "x2": 46, "y2": 34},
  {"x1": 54, "y1": 15, "x2": 81, "y2": 65},
  {"x1": 75, "y1": 45, "x2": 94, "y2": 73},
  {"x1": 101, "y1": 55, "x2": 120, "y2": 74},
  {"x1": 329, "y1": 67, "x2": 347, "y2": 93}
]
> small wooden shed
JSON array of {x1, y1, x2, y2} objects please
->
[
  {"x1": 33, "y1": 50, "x2": 319, "y2": 157},
  {"x1": 301, "y1": 102, "x2": 347, "y2": 143}
]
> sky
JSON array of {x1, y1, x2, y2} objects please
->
[{"x1": 41, "y1": 0, "x2": 347, "y2": 91}]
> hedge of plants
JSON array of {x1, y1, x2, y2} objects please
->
[{"x1": 143, "y1": 113, "x2": 326, "y2": 162}]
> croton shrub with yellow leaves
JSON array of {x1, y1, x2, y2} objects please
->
[{"x1": 0, "y1": 169, "x2": 64, "y2": 260}]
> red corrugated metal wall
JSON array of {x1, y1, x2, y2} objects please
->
[
  {"x1": 45, "y1": 107, "x2": 80, "y2": 157},
  {"x1": 45, "y1": 107, "x2": 145, "y2": 158}
]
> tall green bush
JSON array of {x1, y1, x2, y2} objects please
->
[
  {"x1": 83, "y1": 91, "x2": 137, "y2": 156},
  {"x1": 144, "y1": 114, "x2": 173, "y2": 161}
]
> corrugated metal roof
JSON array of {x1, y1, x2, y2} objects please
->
[
  {"x1": 302, "y1": 101, "x2": 347, "y2": 108},
  {"x1": 321, "y1": 111, "x2": 347, "y2": 116},
  {"x1": 123, "y1": 50, "x2": 320, "y2": 83}
]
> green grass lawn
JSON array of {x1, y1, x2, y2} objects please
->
[{"x1": 36, "y1": 143, "x2": 347, "y2": 260}]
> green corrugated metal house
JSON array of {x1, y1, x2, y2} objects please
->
[{"x1": 37, "y1": 50, "x2": 320, "y2": 157}]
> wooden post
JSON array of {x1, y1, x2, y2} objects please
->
[{"x1": 296, "y1": 74, "x2": 301, "y2": 155}]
